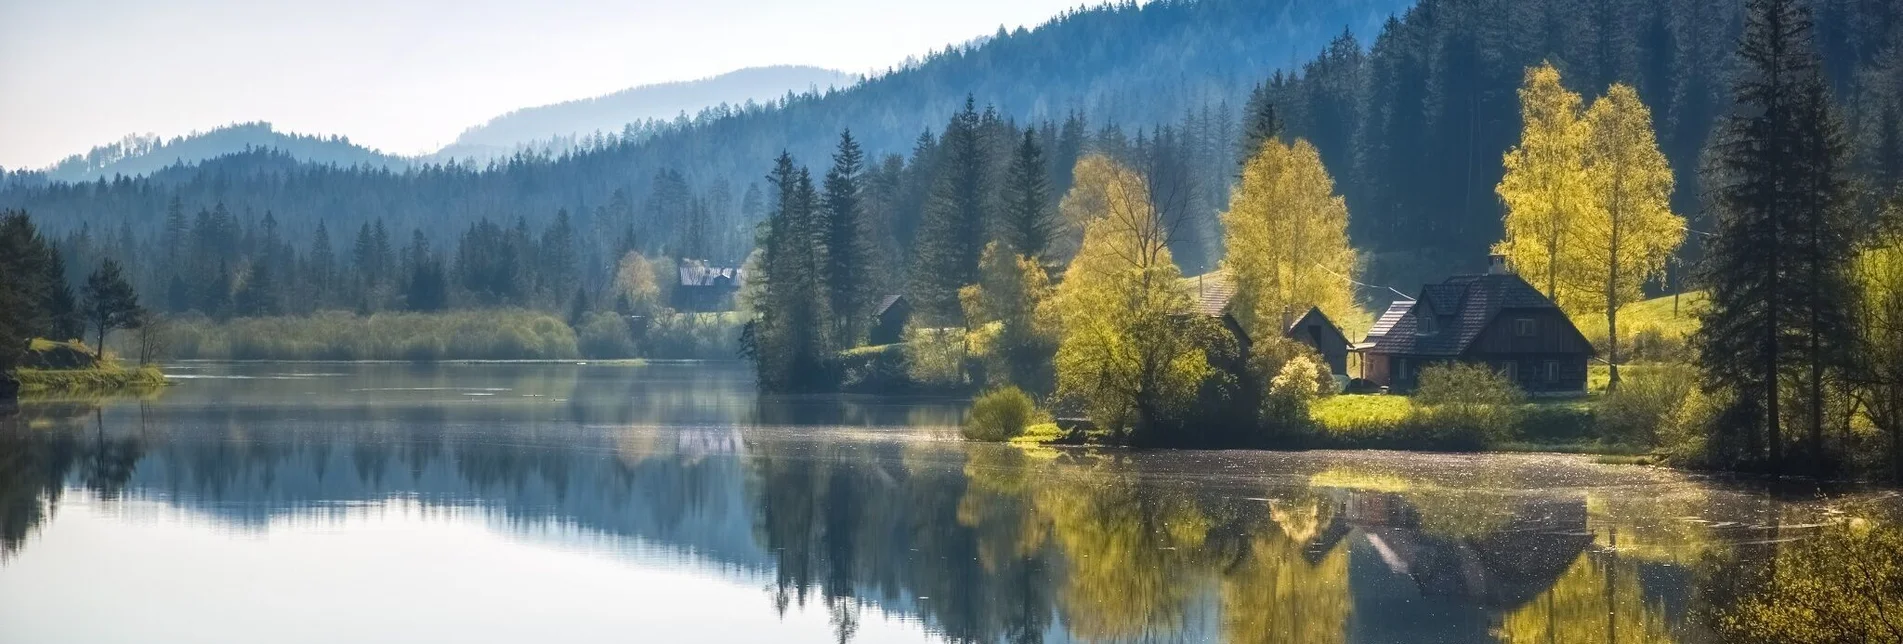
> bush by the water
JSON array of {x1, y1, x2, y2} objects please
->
[
  {"x1": 964, "y1": 386, "x2": 1041, "y2": 441},
  {"x1": 1413, "y1": 362, "x2": 1526, "y2": 446},
  {"x1": 643, "y1": 311, "x2": 745, "y2": 359},
  {"x1": 575, "y1": 312, "x2": 638, "y2": 359},
  {"x1": 167, "y1": 310, "x2": 580, "y2": 360},
  {"x1": 1595, "y1": 364, "x2": 1696, "y2": 447}
]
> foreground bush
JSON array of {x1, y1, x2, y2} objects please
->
[
  {"x1": 1413, "y1": 363, "x2": 1526, "y2": 447},
  {"x1": 575, "y1": 312, "x2": 637, "y2": 359},
  {"x1": 1595, "y1": 363, "x2": 1696, "y2": 447},
  {"x1": 964, "y1": 386, "x2": 1041, "y2": 442},
  {"x1": 167, "y1": 309, "x2": 580, "y2": 360}
]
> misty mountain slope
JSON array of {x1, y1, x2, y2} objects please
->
[
  {"x1": 3, "y1": 0, "x2": 1414, "y2": 242},
  {"x1": 37, "y1": 122, "x2": 408, "y2": 183},
  {"x1": 436, "y1": 65, "x2": 861, "y2": 161}
]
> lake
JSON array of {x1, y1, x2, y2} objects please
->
[{"x1": 1, "y1": 362, "x2": 1895, "y2": 643}]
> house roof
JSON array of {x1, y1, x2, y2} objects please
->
[
  {"x1": 1283, "y1": 306, "x2": 1348, "y2": 348},
  {"x1": 873, "y1": 294, "x2": 907, "y2": 317},
  {"x1": 1364, "y1": 272, "x2": 1573, "y2": 357},
  {"x1": 1366, "y1": 300, "x2": 1416, "y2": 340},
  {"x1": 1183, "y1": 270, "x2": 1238, "y2": 318},
  {"x1": 678, "y1": 261, "x2": 745, "y2": 287}
]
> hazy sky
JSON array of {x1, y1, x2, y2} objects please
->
[{"x1": 0, "y1": 0, "x2": 1088, "y2": 169}]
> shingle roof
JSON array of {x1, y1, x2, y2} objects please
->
[
  {"x1": 1364, "y1": 272, "x2": 1563, "y2": 357},
  {"x1": 874, "y1": 294, "x2": 907, "y2": 317},
  {"x1": 1183, "y1": 270, "x2": 1237, "y2": 318},
  {"x1": 1366, "y1": 300, "x2": 1415, "y2": 340}
]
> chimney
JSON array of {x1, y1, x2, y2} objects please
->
[
  {"x1": 1281, "y1": 305, "x2": 1294, "y2": 332},
  {"x1": 1488, "y1": 253, "x2": 1511, "y2": 275}
]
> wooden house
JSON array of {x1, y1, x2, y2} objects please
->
[
  {"x1": 672, "y1": 261, "x2": 744, "y2": 312},
  {"x1": 1284, "y1": 307, "x2": 1350, "y2": 376},
  {"x1": 1359, "y1": 256, "x2": 1593, "y2": 394},
  {"x1": 869, "y1": 295, "x2": 911, "y2": 345},
  {"x1": 1183, "y1": 270, "x2": 1352, "y2": 376}
]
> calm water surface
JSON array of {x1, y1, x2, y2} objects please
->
[{"x1": 0, "y1": 362, "x2": 1894, "y2": 643}]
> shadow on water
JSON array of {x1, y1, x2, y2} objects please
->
[{"x1": 1, "y1": 361, "x2": 1898, "y2": 642}]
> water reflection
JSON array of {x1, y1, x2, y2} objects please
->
[{"x1": 0, "y1": 362, "x2": 1896, "y2": 643}]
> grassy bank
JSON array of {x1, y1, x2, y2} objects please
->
[
  {"x1": 160, "y1": 309, "x2": 745, "y2": 361},
  {"x1": 1309, "y1": 395, "x2": 1611, "y2": 452},
  {"x1": 17, "y1": 365, "x2": 168, "y2": 394}
]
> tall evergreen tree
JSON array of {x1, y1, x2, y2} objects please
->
[
  {"x1": 1001, "y1": 128, "x2": 1054, "y2": 262},
  {"x1": 910, "y1": 97, "x2": 990, "y2": 321},
  {"x1": 1696, "y1": 0, "x2": 1857, "y2": 471},
  {"x1": 820, "y1": 130, "x2": 871, "y2": 345},
  {"x1": 81, "y1": 258, "x2": 142, "y2": 360},
  {"x1": 1238, "y1": 82, "x2": 1285, "y2": 169}
]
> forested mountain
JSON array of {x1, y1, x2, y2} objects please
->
[
  {"x1": 4, "y1": 0, "x2": 1898, "y2": 318},
  {"x1": 21, "y1": 123, "x2": 409, "y2": 185},
  {"x1": 435, "y1": 66, "x2": 862, "y2": 162},
  {"x1": 0, "y1": 0, "x2": 1409, "y2": 244}
]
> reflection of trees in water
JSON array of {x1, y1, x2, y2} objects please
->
[
  {"x1": 1698, "y1": 504, "x2": 1903, "y2": 644},
  {"x1": 0, "y1": 407, "x2": 147, "y2": 560}
]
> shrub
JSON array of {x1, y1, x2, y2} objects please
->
[
  {"x1": 1596, "y1": 363, "x2": 1696, "y2": 447},
  {"x1": 964, "y1": 386, "x2": 1041, "y2": 442},
  {"x1": 1263, "y1": 354, "x2": 1326, "y2": 433},
  {"x1": 1413, "y1": 362, "x2": 1525, "y2": 445},
  {"x1": 644, "y1": 311, "x2": 745, "y2": 359},
  {"x1": 904, "y1": 326, "x2": 967, "y2": 390},
  {"x1": 576, "y1": 312, "x2": 638, "y2": 359}
]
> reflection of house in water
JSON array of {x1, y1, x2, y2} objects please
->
[
  {"x1": 673, "y1": 260, "x2": 745, "y2": 312},
  {"x1": 1288, "y1": 488, "x2": 1598, "y2": 642}
]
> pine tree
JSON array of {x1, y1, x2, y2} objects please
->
[
  {"x1": 1697, "y1": 0, "x2": 1857, "y2": 471},
  {"x1": 820, "y1": 130, "x2": 871, "y2": 345},
  {"x1": 1001, "y1": 128, "x2": 1054, "y2": 262},
  {"x1": 910, "y1": 97, "x2": 989, "y2": 322},
  {"x1": 747, "y1": 153, "x2": 830, "y2": 391},
  {"x1": 81, "y1": 258, "x2": 141, "y2": 360},
  {"x1": 1238, "y1": 82, "x2": 1285, "y2": 169}
]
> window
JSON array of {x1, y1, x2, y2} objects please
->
[
  {"x1": 1502, "y1": 361, "x2": 1518, "y2": 383},
  {"x1": 1514, "y1": 318, "x2": 1537, "y2": 337},
  {"x1": 1395, "y1": 358, "x2": 1408, "y2": 381},
  {"x1": 1544, "y1": 360, "x2": 1560, "y2": 382}
]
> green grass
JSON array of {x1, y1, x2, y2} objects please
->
[
  {"x1": 17, "y1": 365, "x2": 167, "y2": 393},
  {"x1": 1307, "y1": 394, "x2": 1616, "y2": 453}
]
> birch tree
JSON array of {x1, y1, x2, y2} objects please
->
[
  {"x1": 1221, "y1": 137, "x2": 1360, "y2": 338},
  {"x1": 1495, "y1": 62, "x2": 1591, "y2": 305},
  {"x1": 1572, "y1": 84, "x2": 1684, "y2": 389}
]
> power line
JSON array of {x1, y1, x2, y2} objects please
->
[{"x1": 1313, "y1": 262, "x2": 1413, "y2": 300}]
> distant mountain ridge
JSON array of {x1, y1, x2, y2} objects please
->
[
  {"x1": 435, "y1": 65, "x2": 861, "y2": 162},
  {"x1": 37, "y1": 122, "x2": 408, "y2": 183},
  {"x1": 25, "y1": 66, "x2": 861, "y2": 181}
]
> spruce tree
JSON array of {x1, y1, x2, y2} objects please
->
[
  {"x1": 1238, "y1": 82, "x2": 1284, "y2": 169},
  {"x1": 820, "y1": 130, "x2": 871, "y2": 345},
  {"x1": 910, "y1": 97, "x2": 989, "y2": 322},
  {"x1": 1001, "y1": 128, "x2": 1053, "y2": 261},
  {"x1": 1696, "y1": 0, "x2": 1856, "y2": 471}
]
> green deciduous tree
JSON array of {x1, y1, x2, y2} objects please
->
[
  {"x1": 1221, "y1": 137, "x2": 1360, "y2": 339},
  {"x1": 1573, "y1": 84, "x2": 1685, "y2": 389},
  {"x1": 1495, "y1": 62, "x2": 1591, "y2": 305},
  {"x1": 1048, "y1": 155, "x2": 1206, "y2": 443}
]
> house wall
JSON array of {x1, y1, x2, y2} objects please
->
[{"x1": 1467, "y1": 309, "x2": 1594, "y2": 355}]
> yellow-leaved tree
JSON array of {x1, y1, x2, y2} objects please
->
[
  {"x1": 1222, "y1": 137, "x2": 1360, "y2": 338},
  {"x1": 1573, "y1": 84, "x2": 1683, "y2": 388},
  {"x1": 1495, "y1": 62, "x2": 1591, "y2": 305},
  {"x1": 1047, "y1": 155, "x2": 1207, "y2": 442}
]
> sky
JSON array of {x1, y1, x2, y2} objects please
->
[{"x1": 0, "y1": 0, "x2": 1088, "y2": 170}]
